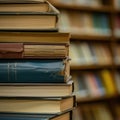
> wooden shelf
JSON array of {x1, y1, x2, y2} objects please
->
[
  {"x1": 115, "y1": 36, "x2": 120, "y2": 40},
  {"x1": 71, "y1": 34, "x2": 111, "y2": 41},
  {"x1": 77, "y1": 94, "x2": 120, "y2": 103},
  {"x1": 49, "y1": 2, "x2": 111, "y2": 12},
  {"x1": 116, "y1": 64, "x2": 120, "y2": 68},
  {"x1": 71, "y1": 64, "x2": 112, "y2": 70},
  {"x1": 114, "y1": 9, "x2": 120, "y2": 13}
]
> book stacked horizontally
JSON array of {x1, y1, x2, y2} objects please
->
[{"x1": 0, "y1": 0, "x2": 75, "y2": 120}]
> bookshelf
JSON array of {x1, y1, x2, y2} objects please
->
[{"x1": 48, "y1": 0, "x2": 120, "y2": 120}]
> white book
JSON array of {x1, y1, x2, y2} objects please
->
[
  {"x1": 59, "y1": 10, "x2": 71, "y2": 32},
  {"x1": 79, "y1": 42, "x2": 93, "y2": 65},
  {"x1": 70, "y1": 43, "x2": 82, "y2": 65},
  {"x1": 90, "y1": 0, "x2": 102, "y2": 7},
  {"x1": 75, "y1": 0, "x2": 88, "y2": 6}
]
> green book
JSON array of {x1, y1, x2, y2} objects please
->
[
  {"x1": 0, "y1": 59, "x2": 69, "y2": 83},
  {"x1": 0, "y1": 111, "x2": 72, "y2": 120}
]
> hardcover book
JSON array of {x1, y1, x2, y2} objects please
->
[
  {"x1": 0, "y1": 59, "x2": 70, "y2": 83},
  {"x1": 0, "y1": 43, "x2": 69, "y2": 59},
  {"x1": 0, "y1": 81, "x2": 73, "y2": 97},
  {"x1": 0, "y1": 2, "x2": 59, "y2": 31},
  {"x1": 0, "y1": 96, "x2": 75, "y2": 114},
  {"x1": 0, "y1": 111, "x2": 72, "y2": 120},
  {"x1": 0, "y1": 1, "x2": 49, "y2": 12},
  {"x1": 0, "y1": 32, "x2": 70, "y2": 44}
]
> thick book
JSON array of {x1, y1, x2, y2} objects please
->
[
  {"x1": 0, "y1": 43, "x2": 69, "y2": 59},
  {"x1": 0, "y1": 32, "x2": 70, "y2": 44},
  {"x1": 0, "y1": 59, "x2": 70, "y2": 83},
  {"x1": 100, "y1": 70, "x2": 117, "y2": 95},
  {"x1": 0, "y1": 111, "x2": 72, "y2": 120},
  {"x1": 0, "y1": 81, "x2": 73, "y2": 97},
  {"x1": 0, "y1": 43, "x2": 23, "y2": 58},
  {"x1": 0, "y1": 2, "x2": 59, "y2": 31},
  {"x1": 0, "y1": 1, "x2": 50, "y2": 13},
  {"x1": 0, "y1": 96, "x2": 75, "y2": 114}
]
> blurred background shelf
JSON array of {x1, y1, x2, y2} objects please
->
[
  {"x1": 71, "y1": 65, "x2": 113, "y2": 70},
  {"x1": 48, "y1": 0, "x2": 120, "y2": 120},
  {"x1": 48, "y1": 2, "x2": 112, "y2": 12},
  {"x1": 71, "y1": 35, "x2": 112, "y2": 40}
]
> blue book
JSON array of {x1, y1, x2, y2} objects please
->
[
  {"x1": 0, "y1": 112, "x2": 71, "y2": 120},
  {"x1": 0, "y1": 59, "x2": 69, "y2": 83}
]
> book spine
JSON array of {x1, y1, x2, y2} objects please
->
[{"x1": 0, "y1": 59, "x2": 67, "y2": 83}]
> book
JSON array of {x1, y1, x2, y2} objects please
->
[
  {"x1": 72, "y1": 73, "x2": 89, "y2": 100},
  {"x1": 100, "y1": 14, "x2": 111, "y2": 36},
  {"x1": 94, "y1": 74, "x2": 106, "y2": 96},
  {"x1": 0, "y1": 43, "x2": 23, "y2": 58},
  {"x1": 114, "y1": 44, "x2": 120, "y2": 64},
  {"x1": 0, "y1": 1, "x2": 50, "y2": 12},
  {"x1": 59, "y1": 10, "x2": 71, "y2": 32},
  {"x1": 0, "y1": 43, "x2": 68, "y2": 59},
  {"x1": 114, "y1": 16, "x2": 120, "y2": 37},
  {"x1": 114, "y1": 0, "x2": 120, "y2": 9},
  {"x1": 0, "y1": 2, "x2": 59, "y2": 31},
  {"x1": 79, "y1": 42, "x2": 93, "y2": 65},
  {"x1": 0, "y1": 32, "x2": 70, "y2": 44},
  {"x1": 50, "y1": 0, "x2": 102, "y2": 7},
  {"x1": 93, "y1": 44, "x2": 107, "y2": 65},
  {"x1": 70, "y1": 43, "x2": 82, "y2": 65},
  {"x1": 84, "y1": 73, "x2": 101, "y2": 97},
  {"x1": 0, "y1": 59, "x2": 70, "y2": 83},
  {"x1": 0, "y1": 82, "x2": 73, "y2": 97},
  {"x1": 0, "y1": 96, "x2": 75, "y2": 114},
  {"x1": 0, "y1": 112, "x2": 72, "y2": 120},
  {"x1": 24, "y1": 44, "x2": 68, "y2": 59},
  {"x1": 100, "y1": 70, "x2": 117, "y2": 95}
]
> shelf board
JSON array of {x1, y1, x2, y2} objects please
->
[
  {"x1": 71, "y1": 64, "x2": 112, "y2": 70},
  {"x1": 114, "y1": 9, "x2": 120, "y2": 13},
  {"x1": 77, "y1": 94, "x2": 119, "y2": 103},
  {"x1": 116, "y1": 64, "x2": 120, "y2": 68},
  {"x1": 50, "y1": 2, "x2": 111, "y2": 12},
  {"x1": 115, "y1": 36, "x2": 120, "y2": 40},
  {"x1": 71, "y1": 34, "x2": 111, "y2": 41}
]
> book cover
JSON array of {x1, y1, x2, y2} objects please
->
[
  {"x1": 0, "y1": 111, "x2": 72, "y2": 120},
  {"x1": 0, "y1": 81, "x2": 73, "y2": 97},
  {"x1": 0, "y1": 96, "x2": 75, "y2": 114},
  {"x1": 0, "y1": 2, "x2": 59, "y2": 31},
  {"x1": 0, "y1": 43, "x2": 69, "y2": 59},
  {"x1": 0, "y1": 1, "x2": 49, "y2": 13},
  {"x1": 0, "y1": 32, "x2": 70, "y2": 44},
  {"x1": 0, "y1": 59, "x2": 70, "y2": 83}
]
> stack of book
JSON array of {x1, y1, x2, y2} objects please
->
[{"x1": 0, "y1": 0, "x2": 75, "y2": 120}]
